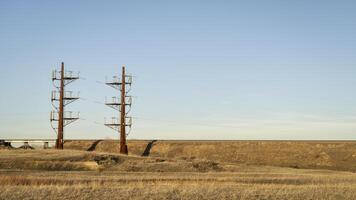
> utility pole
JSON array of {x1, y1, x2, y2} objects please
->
[
  {"x1": 120, "y1": 66, "x2": 127, "y2": 154},
  {"x1": 105, "y1": 66, "x2": 132, "y2": 154},
  {"x1": 57, "y1": 63, "x2": 65, "y2": 149},
  {"x1": 50, "y1": 62, "x2": 80, "y2": 149}
]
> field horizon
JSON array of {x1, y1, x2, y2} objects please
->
[
  {"x1": 1, "y1": 145, "x2": 356, "y2": 199},
  {"x1": 60, "y1": 140, "x2": 356, "y2": 172}
]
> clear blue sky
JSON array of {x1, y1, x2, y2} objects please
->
[{"x1": 1, "y1": 0, "x2": 356, "y2": 140}]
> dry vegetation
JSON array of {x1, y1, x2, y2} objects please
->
[
  {"x1": 1, "y1": 171, "x2": 356, "y2": 200},
  {"x1": 66, "y1": 140, "x2": 356, "y2": 172},
  {"x1": 1, "y1": 141, "x2": 356, "y2": 199}
]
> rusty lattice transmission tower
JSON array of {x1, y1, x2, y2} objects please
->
[
  {"x1": 50, "y1": 62, "x2": 80, "y2": 149},
  {"x1": 105, "y1": 66, "x2": 132, "y2": 154}
]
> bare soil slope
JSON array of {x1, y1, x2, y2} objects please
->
[
  {"x1": 0, "y1": 149, "x2": 235, "y2": 172},
  {"x1": 65, "y1": 140, "x2": 356, "y2": 172}
]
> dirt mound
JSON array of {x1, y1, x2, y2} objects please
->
[
  {"x1": 0, "y1": 149, "x2": 228, "y2": 173},
  {"x1": 0, "y1": 140, "x2": 13, "y2": 149},
  {"x1": 0, "y1": 146, "x2": 13, "y2": 150},
  {"x1": 192, "y1": 160, "x2": 221, "y2": 172},
  {"x1": 0, "y1": 150, "x2": 98, "y2": 171},
  {"x1": 65, "y1": 140, "x2": 356, "y2": 172}
]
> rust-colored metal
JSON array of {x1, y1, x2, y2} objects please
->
[
  {"x1": 51, "y1": 62, "x2": 79, "y2": 149},
  {"x1": 56, "y1": 62, "x2": 65, "y2": 149},
  {"x1": 104, "y1": 65, "x2": 132, "y2": 154},
  {"x1": 120, "y1": 66, "x2": 128, "y2": 154}
]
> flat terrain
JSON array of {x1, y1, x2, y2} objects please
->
[{"x1": 0, "y1": 147, "x2": 356, "y2": 200}]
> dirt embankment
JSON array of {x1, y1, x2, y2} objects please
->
[
  {"x1": 65, "y1": 140, "x2": 356, "y2": 172},
  {"x1": 0, "y1": 149, "x2": 226, "y2": 172}
]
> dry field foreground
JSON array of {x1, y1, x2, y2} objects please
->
[{"x1": 1, "y1": 149, "x2": 356, "y2": 200}]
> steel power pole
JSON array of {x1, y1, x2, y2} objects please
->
[
  {"x1": 120, "y1": 66, "x2": 128, "y2": 154},
  {"x1": 51, "y1": 62, "x2": 80, "y2": 149},
  {"x1": 57, "y1": 63, "x2": 65, "y2": 149},
  {"x1": 105, "y1": 66, "x2": 132, "y2": 154}
]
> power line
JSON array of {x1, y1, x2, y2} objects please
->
[
  {"x1": 79, "y1": 97, "x2": 103, "y2": 105},
  {"x1": 104, "y1": 66, "x2": 133, "y2": 154},
  {"x1": 79, "y1": 118, "x2": 103, "y2": 125},
  {"x1": 80, "y1": 76, "x2": 106, "y2": 85},
  {"x1": 133, "y1": 116, "x2": 245, "y2": 129},
  {"x1": 50, "y1": 62, "x2": 80, "y2": 149}
]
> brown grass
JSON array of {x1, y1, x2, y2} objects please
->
[
  {"x1": 0, "y1": 149, "x2": 227, "y2": 172},
  {"x1": 1, "y1": 171, "x2": 356, "y2": 200},
  {"x1": 1, "y1": 146, "x2": 356, "y2": 199},
  {"x1": 65, "y1": 140, "x2": 356, "y2": 172}
]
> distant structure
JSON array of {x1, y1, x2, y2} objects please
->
[
  {"x1": 50, "y1": 62, "x2": 80, "y2": 149},
  {"x1": 105, "y1": 66, "x2": 132, "y2": 154}
]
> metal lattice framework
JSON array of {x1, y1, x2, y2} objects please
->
[
  {"x1": 104, "y1": 66, "x2": 132, "y2": 154},
  {"x1": 50, "y1": 62, "x2": 80, "y2": 149}
]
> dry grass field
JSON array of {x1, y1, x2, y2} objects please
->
[
  {"x1": 66, "y1": 140, "x2": 356, "y2": 172},
  {"x1": 1, "y1": 170, "x2": 356, "y2": 200},
  {"x1": 1, "y1": 141, "x2": 356, "y2": 199}
]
